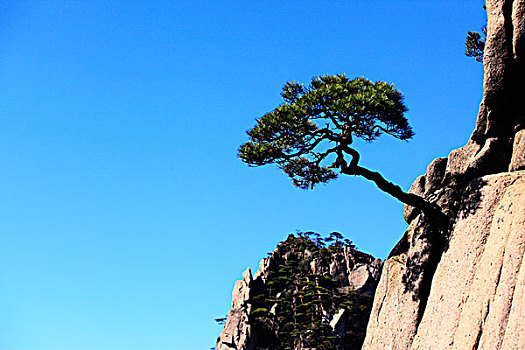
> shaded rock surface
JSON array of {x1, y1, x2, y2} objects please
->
[{"x1": 216, "y1": 234, "x2": 382, "y2": 350}]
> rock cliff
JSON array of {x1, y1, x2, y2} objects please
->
[
  {"x1": 363, "y1": 0, "x2": 525, "y2": 348},
  {"x1": 363, "y1": 171, "x2": 525, "y2": 349},
  {"x1": 216, "y1": 233, "x2": 382, "y2": 350},
  {"x1": 217, "y1": 1, "x2": 524, "y2": 348}
]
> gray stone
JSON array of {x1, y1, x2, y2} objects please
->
[
  {"x1": 217, "y1": 268, "x2": 255, "y2": 350},
  {"x1": 343, "y1": 246, "x2": 356, "y2": 272},
  {"x1": 443, "y1": 137, "x2": 510, "y2": 183},
  {"x1": 424, "y1": 157, "x2": 448, "y2": 193},
  {"x1": 509, "y1": 128, "x2": 525, "y2": 171},
  {"x1": 468, "y1": 137, "x2": 510, "y2": 174},
  {"x1": 330, "y1": 309, "x2": 347, "y2": 338},
  {"x1": 444, "y1": 0, "x2": 525, "y2": 183},
  {"x1": 231, "y1": 268, "x2": 252, "y2": 309},
  {"x1": 403, "y1": 175, "x2": 425, "y2": 223},
  {"x1": 217, "y1": 308, "x2": 253, "y2": 350},
  {"x1": 445, "y1": 140, "x2": 481, "y2": 181},
  {"x1": 348, "y1": 264, "x2": 371, "y2": 291}
]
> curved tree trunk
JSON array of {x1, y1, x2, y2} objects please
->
[
  {"x1": 340, "y1": 165, "x2": 446, "y2": 221},
  {"x1": 338, "y1": 146, "x2": 446, "y2": 220}
]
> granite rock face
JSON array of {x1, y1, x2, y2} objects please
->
[
  {"x1": 364, "y1": 1, "x2": 525, "y2": 348},
  {"x1": 362, "y1": 218, "x2": 422, "y2": 349},
  {"x1": 411, "y1": 171, "x2": 525, "y2": 349},
  {"x1": 217, "y1": 268, "x2": 255, "y2": 350},
  {"x1": 509, "y1": 128, "x2": 525, "y2": 170},
  {"x1": 400, "y1": 0, "x2": 524, "y2": 210},
  {"x1": 364, "y1": 171, "x2": 525, "y2": 349},
  {"x1": 445, "y1": 0, "x2": 525, "y2": 184}
]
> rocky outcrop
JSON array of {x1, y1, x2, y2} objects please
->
[
  {"x1": 364, "y1": 171, "x2": 525, "y2": 349},
  {"x1": 403, "y1": 0, "x2": 525, "y2": 222},
  {"x1": 363, "y1": 216, "x2": 440, "y2": 349},
  {"x1": 218, "y1": 2, "x2": 524, "y2": 348},
  {"x1": 411, "y1": 171, "x2": 525, "y2": 349},
  {"x1": 363, "y1": 1, "x2": 525, "y2": 348},
  {"x1": 217, "y1": 268, "x2": 255, "y2": 350},
  {"x1": 216, "y1": 234, "x2": 383, "y2": 350},
  {"x1": 510, "y1": 128, "x2": 525, "y2": 170},
  {"x1": 445, "y1": 0, "x2": 525, "y2": 183}
]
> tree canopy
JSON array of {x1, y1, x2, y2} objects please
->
[
  {"x1": 240, "y1": 74, "x2": 411, "y2": 189},
  {"x1": 239, "y1": 74, "x2": 443, "y2": 216},
  {"x1": 465, "y1": 5, "x2": 487, "y2": 63},
  {"x1": 465, "y1": 27, "x2": 486, "y2": 62}
]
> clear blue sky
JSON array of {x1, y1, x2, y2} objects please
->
[{"x1": 0, "y1": 1, "x2": 485, "y2": 349}]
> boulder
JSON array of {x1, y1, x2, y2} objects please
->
[
  {"x1": 403, "y1": 175, "x2": 425, "y2": 223},
  {"x1": 424, "y1": 157, "x2": 448, "y2": 193},
  {"x1": 231, "y1": 268, "x2": 252, "y2": 309},
  {"x1": 445, "y1": 137, "x2": 510, "y2": 183},
  {"x1": 404, "y1": 157, "x2": 448, "y2": 224},
  {"x1": 348, "y1": 263, "x2": 383, "y2": 296},
  {"x1": 509, "y1": 128, "x2": 525, "y2": 171},
  {"x1": 445, "y1": 140, "x2": 481, "y2": 182}
]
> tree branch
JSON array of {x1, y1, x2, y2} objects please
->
[{"x1": 337, "y1": 147, "x2": 446, "y2": 220}]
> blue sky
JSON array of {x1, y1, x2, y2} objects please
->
[{"x1": 0, "y1": 1, "x2": 485, "y2": 349}]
